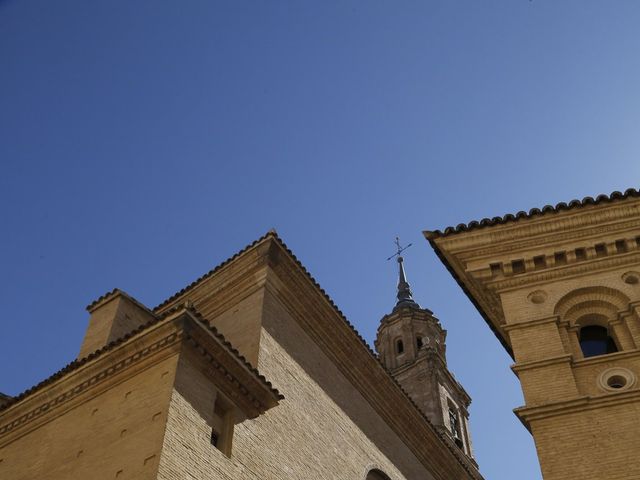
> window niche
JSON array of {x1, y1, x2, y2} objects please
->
[
  {"x1": 594, "y1": 243, "x2": 607, "y2": 257},
  {"x1": 416, "y1": 336, "x2": 424, "y2": 349},
  {"x1": 395, "y1": 338, "x2": 404, "y2": 354},
  {"x1": 579, "y1": 325, "x2": 618, "y2": 358},
  {"x1": 448, "y1": 406, "x2": 464, "y2": 449},
  {"x1": 210, "y1": 394, "x2": 235, "y2": 457},
  {"x1": 511, "y1": 259, "x2": 526, "y2": 274},
  {"x1": 554, "y1": 286, "x2": 633, "y2": 359},
  {"x1": 554, "y1": 251, "x2": 567, "y2": 266},
  {"x1": 615, "y1": 239, "x2": 628, "y2": 253}
]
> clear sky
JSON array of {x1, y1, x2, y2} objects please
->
[{"x1": 2, "y1": 1, "x2": 640, "y2": 478}]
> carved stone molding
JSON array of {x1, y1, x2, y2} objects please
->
[
  {"x1": 0, "y1": 330, "x2": 181, "y2": 439},
  {"x1": 457, "y1": 218, "x2": 640, "y2": 261},
  {"x1": 485, "y1": 252, "x2": 640, "y2": 292},
  {"x1": 0, "y1": 307, "x2": 282, "y2": 445}
]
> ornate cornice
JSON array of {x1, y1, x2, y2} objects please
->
[
  {"x1": 377, "y1": 307, "x2": 443, "y2": 335},
  {"x1": 426, "y1": 192, "x2": 640, "y2": 359},
  {"x1": 0, "y1": 307, "x2": 282, "y2": 446},
  {"x1": 511, "y1": 354, "x2": 572, "y2": 374},
  {"x1": 485, "y1": 251, "x2": 640, "y2": 292},
  {"x1": 457, "y1": 217, "x2": 640, "y2": 262},
  {"x1": 503, "y1": 315, "x2": 560, "y2": 332},
  {"x1": 425, "y1": 188, "x2": 640, "y2": 241},
  {"x1": 571, "y1": 348, "x2": 640, "y2": 368},
  {"x1": 515, "y1": 387, "x2": 640, "y2": 425},
  {"x1": 179, "y1": 310, "x2": 282, "y2": 418},
  {"x1": 0, "y1": 323, "x2": 182, "y2": 445}
]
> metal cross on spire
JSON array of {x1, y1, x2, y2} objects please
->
[
  {"x1": 387, "y1": 237, "x2": 419, "y2": 310},
  {"x1": 386, "y1": 236, "x2": 413, "y2": 261}
]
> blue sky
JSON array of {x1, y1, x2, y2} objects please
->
[{"x1": 2, "y1": 2, "x2": 640, "y2": 478}]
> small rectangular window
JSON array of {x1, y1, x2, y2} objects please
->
[
  {"x1": 554, "y1": 252, "x2": 567, "y2": 266},
  {"x1": 595, "y1": 243, "x2": 607, "y2": 257},
  {"x1": 533, "y1": 255, "x2": 546, "y2": 269},
  {"x1": 489, "y1": 263, "x2": 502, "y2": 277},
  {"x1": 511, "y1": 259, "x2": 525, "y2": 274},
  {"x1": 615, "y1": 239, "x2": 628, "y2": 253},
  {"x1": 575, "y1": 248, "x2": 587, "y2": 261},
  {"x1": 211, "y1": 395, "x2": 234, "y2": 457}
]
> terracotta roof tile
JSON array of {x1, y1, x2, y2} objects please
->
[
  {"x1": 180, "y1": 305, "x2": 284, "y2": 399},
  {"x1": 425, "y1": 188, "x2": 640, "y2": 238},
  {"x1": 151, "y1": 230, "x2": 383, "y2": 372},
  {"x1": 154, "y1": 230, "x2": 277, "y2": 311},
  {"x1": 0, "y1": 303, "x2": 282, "y2": 413},
  {"x1": 85, "y1": 288, "x2": 155, "y2": 314}
]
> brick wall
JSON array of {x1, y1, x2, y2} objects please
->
[
  {"x1": 532, "y1": 402, "x2": 640, "y2": 480},
  {"x1": 0, "y1": 357, "x2": 177, "y2": 480},
  {"x1": 157, "y1": 289, "x2": 434, "y2": 480}
]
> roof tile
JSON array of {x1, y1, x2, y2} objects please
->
[{"x1": 426, "y1": 188, "x2": 639, "y2": 238}]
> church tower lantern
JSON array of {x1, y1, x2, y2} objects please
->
[{"x1": 375, "y1": 238, "x2": 476, "y2": 463}]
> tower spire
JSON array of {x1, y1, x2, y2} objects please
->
[
  {"x1": 377, "y1": 237, "x2": 475, "y2": 464},
  {"x1": 387, "y1": 237, "x2": 420, "y2": 310}
]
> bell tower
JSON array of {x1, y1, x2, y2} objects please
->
[
  {"x1": 425, "y1": 189, "x2": 640, "y2": 480},
  {"x1": 375, "y1": 239, "x2": 476, "y2": 462}
]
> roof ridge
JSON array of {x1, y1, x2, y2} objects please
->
[
  {"x1": 85, "y1": 288, "x2": 154, "y2": 314},
  {"x1": 153, "y1": 230, "x2": 278, "y2": 311}
]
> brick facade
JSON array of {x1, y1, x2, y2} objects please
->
[{"x1": 427, "y1": 191, "x2": 640, "y2": 480}]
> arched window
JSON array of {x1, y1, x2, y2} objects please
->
[
  {"x1": 554, "y1": 287, "x2": 632, "y2": 359},
  {"x1": 395, "y1": 338, "x2": 404, "y2": 354},
  {"x1": 579, "y1": 325, "x2": 618, "y2": 358},
  {"x1": 366, "y1": 469, "x2": 391, "y2": 480},
  {"x1": 416, "y1": 336, "x2": 423, "y2": 349}
]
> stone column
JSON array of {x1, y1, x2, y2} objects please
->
[
  {"x1": 567, "y1": 325, "x2": 583, "y2": 360},
  {"x1": 624, "y1": 307, "x2": 640, "y2": 348},
  {"x1": 610, "y1": 317, "x2": 635, "y2": 351}
]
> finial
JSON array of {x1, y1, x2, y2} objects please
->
[{"x1": 387, "y1": 237, "x2": 420, "y2": 310}]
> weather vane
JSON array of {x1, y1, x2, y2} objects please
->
[{"x1": 387, "y1": 236, "x2": 412, "y2": 261}]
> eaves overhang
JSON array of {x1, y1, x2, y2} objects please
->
[
  {"x1": 424, "y1": 187, "x2": 640, "y2": 362},
  {"x1": 424, "y1": 232, "x2": 514, "y2": 359},
  {"x1": 0, "y1": 304, "x2": 282, "y2": 442},
  {"x1": 427, "y1": 188, "x2": 639, "y2": 239}
]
